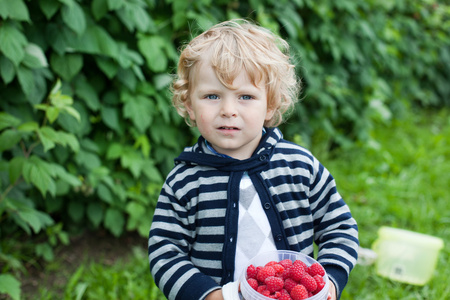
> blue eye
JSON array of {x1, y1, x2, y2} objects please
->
[
  {"x1": 206, "y1": 94, "x2": 219, "y2": 100},
  {"x1": 240, "y1": 95, "x2": 254, "y2": 100}
]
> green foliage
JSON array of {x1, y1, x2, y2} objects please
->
[
  {"x1": 0, "y1": 0, "x2": 449, "y2": 299},
  {"x1": 321, "y1": 108, "x2": 450, "y2": 299},
  {"x1": 35, "y1": 247, "x2": 165, "y2": 300}
]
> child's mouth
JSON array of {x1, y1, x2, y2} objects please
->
[{"x1": 219, "y1": 126, "x2": 239, "y2": 130}]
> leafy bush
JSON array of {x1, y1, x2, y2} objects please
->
[{"x1": 0, "y1": 0, "x2": 448, "y2": 299}]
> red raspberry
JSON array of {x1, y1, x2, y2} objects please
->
[
  {"x1": 257, "y1": 266, "x2": 276, "y2": 282},
  {"x1": 290, "y1": 284, "x2": 309, "y2": 300},
  {"x1": 289, "y1": 263, "x2": 306, "y2": 282},
  {"x1": 272, "y1": 264, "x2": 285, "y2": 276},
  {"x1": 299, "y1": 273, "x2": 317, "y2": 292},
  {"x1": 293, "y1": 259, "x2": 308, "y2": 270},
  {"x1": 265, "y1": 261, "x2": 278, "y2": 267},
  {"x1": 257, "y1": 284, "x2": 267, "y2": 293},
  {"x1": 279, "y1": 259, "x2": 293, "y2": 269},
  {"x1": 279, "y1": 294, "x2": 293, "y2": 300},
  {"x1": 247, "y1": 264, "x2": 257, "y2": 279},
  {"x1": 284, "y1": 278, "x2": 297, "y2": 293},
  {"x1": 247, "y1": 278, "x2": 258, "y2": 290},
  {"x1": 281, "y1": 266, "x2": 291, "y2": 280},
  {"x1": 313, "y1": 275, "x2": 326, "y2": 294},
  {"x1": 265, "y1": 276, "x2": 284, "y2": 293},
  {"x1": 272, "y1": 291, "x2": 282, "y2": 298},
  {"x1": 308, "y1": 262, "x2": 325, "y2": 277}
]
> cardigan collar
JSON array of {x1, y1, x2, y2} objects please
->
[{"x1": 174, "y1": 127, "x2": 283, "y2": 172}]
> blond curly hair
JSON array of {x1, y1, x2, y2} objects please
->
[{"x1": 172, "y1": 19, "x2": 300, "y2": 127}]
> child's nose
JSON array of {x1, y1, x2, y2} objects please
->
[{"x1": 220, "y1": 98, "x2": 238, "y2": 117}]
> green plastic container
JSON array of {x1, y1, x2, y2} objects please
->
[{"x1": 372, "y1": 226, "x2": 444, "y2": 285}]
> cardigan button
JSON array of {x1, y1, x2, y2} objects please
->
[
  {"x1": 259, "y1": 155, "x2": 267, "y2": 161},
  {"x1": 275, "y1": 234, "x2": 283, "y2": 241},
  {"x1": 264, "y1": 203, "x2": 271, "y2": 209}
]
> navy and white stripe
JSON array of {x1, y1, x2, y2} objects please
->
[{"x1": 148, "y1": 127, "x2": 359, "y2": 300}]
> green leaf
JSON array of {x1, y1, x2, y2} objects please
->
[
  {"x1": 23, "y1": 43, "x2": 48, "y2": 68},
  {"x1": 9, "y1": 156, "x2": 25, "y2": 184},
  {"x1": 87, "y1": 166, "x2": 110, "y2": 187},
  {"x1": 56, "y1": 131, "x2": 80, "y2": 152},
  {"x1": 61, "y1": 0, "x2": 86, "y2": 35},
  {"x1": 0, "y1": 0, "x2": 30, "y2": 21},
  {"x1": 101, "y1": 106, "x2": 122, "y2": 133},
  {"x1": 116, "y1": 0, "x2": 153, "y2": 32},
  {"x1": 46, "y1": 106, "x2": 60, "y2": 124},
  {"x1": 22, "y1": 156, "x2": 56, "y2": 197},
  {"x1": 87, "y1": 202, "x2": 103, "y2": 228},
  {"x1": 117, "y1": 68, "x2": 137, "y2": 90},
  {"x1": 104, "y1": 207, "x2": 124, "y2": 237},
  {"x1": 106, "y1": 143, "x2": 123, "y2": 160},
  {"x1": 138, "y1": 35, "x2": 168, "y2": 72},
  {"x1": 134, "y1": 134, "x2": 151, "y2": 158},
  {"x1": 142, "y1": 160, "x2": 163, "y2": 183},
  {"x1": 153, "y1": 74, "x2": 172, "y2": 91},
  {"x1": 57, "y1": 102, "x2": 90, "y2": 136},
  {"x1": 91, "y1": 0, "x2": 108, "y2": 20},
  {"x1": 46, "y1": 24, "x2": 77, "y2": 55},
  {"x1": 17, "y1": 65, "x2": 35, "y2": 102},
  {"x1": 36, "y1": 242, "x2": 54, "y2": 261},
  {"x1": 52, "y1": 163, "x2": 82, "y2": 186},
  {"x1": 50, "y1": 53, "x2": 83, "y2": 81},
  {"x1": 0, "y1": 112, "x2": 21, "y2": 131},
  {"x1": 37, "y1": 126, "x2": 58, "y2": 152},
  {"x1": 75, "y1": 149, "x2": 101, "y2": 170},
  {"x1": 17, "y1": 121, "x2": 39, "y2": 132},
  {"x1": 51, "y1": 92, "x2": 73, "y2": 107},
  {"x1": 125, "y1": 201, "x2": 145, "y2": 230},
  {"x1": 97, "y1": 183, "x2": 113, "y2": 203},
  {"x1": 39, "y1": 0, "x2": 61, "y2": 19},
  {"x1": 68, "y1": 200, "x2": 84, "y2": 222},
  {"x1": 0, "y1": 274, "x2": 21, "y2": 300},
  {"x1": 121, "y1": 149, "x2": 143, "y2": 178},
  {"x1": 17, "y1": 208, "x2": 54, "y2": 234},
  {"x1": 74, "y1": 76, "x2": 100, "y2": 111},
  {"x1": 126, "y1": 201, "x2": 145, "y2": 218},
  {"x1": 73, "y1": 25, "x2": 119, "y2": 57},
  {"x1": 95, "y1": 56, "x2": 118, "y2": 79},
  {"x1": 0, "y1": 129, "x2": 21, "y2": 152},
  {"x1": 0, "y1": 55, "x2": 15, "y2": 84},
  {"x1": 107, "y1": 0, "x2": 123, "y2": 10},
  {"x1": 122, "y1": 94, "x2": 154, "y2": 132},
  {"x1": 0, "y1": 22, "x2": 27, "y2": 66},
  {"x1": 61, "y1": 106, "x2": 81, "y2": 122}
]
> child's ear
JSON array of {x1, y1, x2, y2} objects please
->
[
  {"x1": 185, "y1": 100, "x2": 196, "y2": 121},
  {"x1": 265, "y1": 106, "x2": 275, "y2": 121}
]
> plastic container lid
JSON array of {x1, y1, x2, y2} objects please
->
[
  {"x1": 377, "y1": 226, "x2": 444, "y2": 249},
  {"x1": 372, "y1": 226, "x2": 444, "y2": 285}
]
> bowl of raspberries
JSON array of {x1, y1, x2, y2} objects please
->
[{"x1": 240, "y1": 250, "x2": 329, "y2": 300}]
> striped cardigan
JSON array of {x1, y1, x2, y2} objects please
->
[{"x1": 148, "y1": 127, "x2": 359, "y2": 300}]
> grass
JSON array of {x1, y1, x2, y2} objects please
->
[
  {"x1": 29, "y1": 108, "x2": 449, "y2": 300},
  {"x1": 319, "y1": 108, "x2": 450, "y2": 299}
]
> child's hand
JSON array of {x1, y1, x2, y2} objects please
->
[
  {"x1": 327, "y1": 280, "x2": 337, "y2": 300},
  {"x1": 205, "y1": 289, "x2": 224, "y2": 300}
]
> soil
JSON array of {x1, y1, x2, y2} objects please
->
[{"x1": 18, "y1": 229, "x2": 146, "y2": 299}]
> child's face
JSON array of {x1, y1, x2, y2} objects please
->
[{"x1": 187, "y1": 63, "x2": 274, "y2": 160}]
